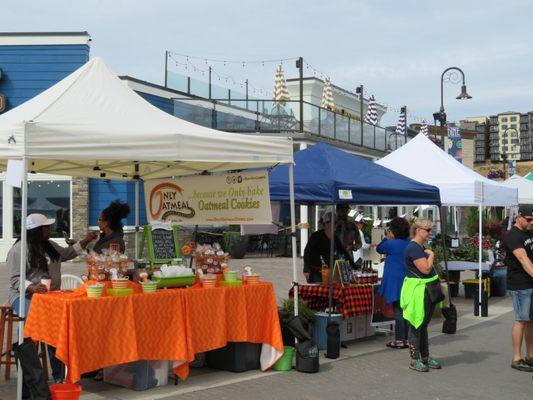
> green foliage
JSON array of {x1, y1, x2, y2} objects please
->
[
  {"x1": 466, "y1": 207, "x2": 488, "y2": 237},
  {"x1": 280, "y1": 298, "x2": 317, "y2": 323}
]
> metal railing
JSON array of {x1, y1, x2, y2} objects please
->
[{"x1": 172, "y1": 98, "x2": 407, "y2": 152}]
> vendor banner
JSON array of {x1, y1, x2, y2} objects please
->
[
  {"x1": 144, "y1": 171, "x2": 272, "y2": 225},
  {"x1": 447, "y1": 124, "x2": 462, "y2": 162}
]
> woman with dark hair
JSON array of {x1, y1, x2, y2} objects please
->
[
  {"x1": 93, "y1": 200, "x2": 131, "y2": 254},
  {"x1": 7, "y1": 213, "x2": 97, "y2": 382},
  {"x1": 376, "y1": 217, "x2": 411, "y2": 349}
]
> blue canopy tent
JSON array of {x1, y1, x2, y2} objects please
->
[
  {"x1": 269, "y1": 143, "x2": 441, "y2": 205},
  {"x1": 268, "y1": 143, "x2": 442, "y2": 329}
]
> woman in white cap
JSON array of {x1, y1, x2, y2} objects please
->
[{"x1": 6, "y1": 213, "x2": 97, "y2": 382}]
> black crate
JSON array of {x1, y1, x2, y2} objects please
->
[{"x1": 206, "y1": 342, "x2": 261, "y2": 372}]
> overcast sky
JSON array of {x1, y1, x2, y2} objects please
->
[{"x1": 2, "y1": 0, "x2": 533, "y2": 125}]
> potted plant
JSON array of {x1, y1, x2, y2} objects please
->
[
  {"x1": 223, "y1": 225, "x2": 249, "y2": 259},
  {"x1": 279, "y1": 298, "x2": 317, "y2": 345}
]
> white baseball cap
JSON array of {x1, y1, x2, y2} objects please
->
[{"x1": 27, "y1": 214, "x2": 55, "y2": 230}]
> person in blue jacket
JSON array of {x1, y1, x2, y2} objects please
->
[{"x1": 377, "y1": 217, "x2": 411, "y2": 349}]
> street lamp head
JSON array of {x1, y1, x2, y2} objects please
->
[{"x1": 456, "y1": 84, "x2": 472, "y2": 100}]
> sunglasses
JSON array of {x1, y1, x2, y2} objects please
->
[{"x1": 418, "y1": 227, "x2": 432, "y2": 233}]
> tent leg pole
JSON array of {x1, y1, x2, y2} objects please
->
[
  {"x1": 16, "y1": 155, "x2": 28, "y2": 400},
  {"x1": 289, "y1": 163, "x2": 298, "y2": 316},
  {"x1": 328, "y1": 205, "x2": 336, "y2": 318},
  {"x1": 479, "y1": 204, "x2": 483, "y2": 317},
  {"x1": 439, "y1": 206, "x2": 452, "y2": 302},
  {"x1": 135, "y1": 179, "x2": 140, "y2": 259}
]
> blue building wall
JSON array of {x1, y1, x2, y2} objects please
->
[
  {"x1": 0, "y1": 44, "x2": 89, "y2": 111},
  {"x1": 87, "y1": 92, "x2": 172, "y2": 227}
]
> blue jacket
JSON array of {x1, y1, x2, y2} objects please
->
[{"x1": 377, "y1": 238, "x2": 410, "y2": 304}]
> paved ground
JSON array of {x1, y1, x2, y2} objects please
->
[
  {"x1": 159, "y1": 309, "x2": 532, "y2": 400},
  {"x1": 1, "y1": 257, "x2": 531, "y2": 399}
]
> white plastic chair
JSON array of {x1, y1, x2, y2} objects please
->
[{"x1": 61, "y1": 274, "x2": 83, "y2": 290}]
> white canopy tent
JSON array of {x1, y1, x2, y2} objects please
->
[
  {"x1": 0, "y1": 57, "x2": 296, "y2": 399},
  {"x1": 503, "y1": 174, "x2": 533, "y2": 205},
  {"x1": 377, "y1": 133, "x2": 518, "y2": 316}
]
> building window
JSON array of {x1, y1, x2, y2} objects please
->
[
  {"x1": 502, "y1": 124, "x2": 508, "y2": 130},
  {"x1": 13, "y1": 180, "x2": 71, "y2": 238},
  {"x1": 510, "y1": 124, "x2": 517, "y2": 129},
  {"x1": 510, "y1": 116, "x2": 517, "y2": 122},
  {"x1": 501, "y1": 117, "x2": 508, "y2": 122}
]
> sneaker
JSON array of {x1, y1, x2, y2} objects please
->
[
  {"x1": 424, "y1": 357, "x2": 442, "y2": 369},
  {"x1": 409, "y1": 359, "x2": 429, "y2": 372},
  {"x1": 511, "y1": 359, "x2": 533, "y2": 372}
]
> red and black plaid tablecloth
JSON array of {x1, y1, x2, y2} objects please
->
[{"x1": 289, "y1": 284, "x2": 373, "y2": 318}]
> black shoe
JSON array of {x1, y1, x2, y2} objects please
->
[{"x1": 511, "y1": 359, "x2": 533, "y2": 372}]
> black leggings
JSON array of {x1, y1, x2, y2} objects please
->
[{"x1": 408, "y1": 294, "x2": 435, "y2": 360}]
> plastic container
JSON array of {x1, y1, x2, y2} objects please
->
[
  {"x1": 245, "y1": 274, "x2": 261, "y2": 285},
  {"x1": 111, "y1": 278, "x2": 129, "y2": 289},
  {"x1": 463, "y1": 278, "x2": 491, "y2": 299},
  {"x1": 272, "y1": 346, "x2": 294, "y2": 371},
  {"x1": 152, "y1": 275, "x2": 195, "y2": 288},
  {"x1": 104, "y1": 360, "x2": 169, "y2": 391},
  {"x1": 107, "y1": 288, "x2": 134, "y2": 296},
  {"x1": 219, "y1": 280, "x2": 243, "y2": 287},
  {"x1": 50, "y1": 383, "x2": 81, "y2": 400},
  {"x1": 86, "y1": 285, "x2": 104, "y2": 298},
  {"x1": 313, "y1": 312, "x2": 343, "y2": 350},
  {"x1": 140, "y1": 281, "x2": 157, "y2": 293},
  {"x1": 223, "y1": 271, "x2": 238, "y2": 281},
  {"x1": 206, "y1": 342, "x2": 261, "y2": 372}
]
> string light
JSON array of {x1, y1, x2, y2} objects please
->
[{"x1": 168, "y1": 52, "x2": 428, "y2": 120}]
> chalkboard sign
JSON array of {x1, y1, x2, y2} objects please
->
[
  {"x1": 140, "y1": 224, "x2": 180, "y2": 266},
  {"x1": 334, "y1": 260, "x2": 353, "y2": 286},
  {"x1": 152, "y1": 229, "x2": 177, "y2": 260}
]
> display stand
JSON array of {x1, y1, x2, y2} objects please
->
[{"x1": 139, "y1": 223, "x2": 180, "y2": 267}]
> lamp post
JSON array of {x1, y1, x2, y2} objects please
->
[
  {"x1": 433, "y1": 67, "x2": 472, "y2": 143},
  {"x1": 501, "y1": 127, "x2": 518, "y2": 179},
  {"x1": 356, "y1": 85, "x2": 364, "y2": 146}
]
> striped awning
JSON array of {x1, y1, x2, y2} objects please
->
[
  {"x1": 321, "y1": 76, "x2": 335, "y2": 110},
  {"x1": 363, "y1": 95, "x2": 378, "y2": 125},
  {"x1": 273, "y1": 65, "x2": 290, "y2": 102}
]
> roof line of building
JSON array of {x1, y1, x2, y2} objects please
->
[{"x1": 0, "y1": 31, "x2": 90, "y2": 36}]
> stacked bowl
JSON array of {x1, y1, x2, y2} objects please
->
[
  {"x1": 201, "y1": 274, "x2": 217, "y2": 288},
  {"x1": 141, "y1": 281, "x2": 158, "y2": 293},
  {"x1": 111, "y1": 278, "x2": 129, "y2": 289},
  {"x1": 86, "y1": 284, "x2": 104, "y2": 298},
  {"x1": 223, "y1": 270, "x2": 238, "y2": 282},
  {"x1": 245, "y1": 274, "x2": 261, "y2": 285}
]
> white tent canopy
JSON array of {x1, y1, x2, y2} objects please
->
[
  {"x1": 0, "y1": 57, "x2": 293, "y2": 179},
  {"x1": 376, "y1": 133, "x2": 518, "y2": 206},
  {"x1": 503, "y1": 174, "x2": 533, "y2": 204}
]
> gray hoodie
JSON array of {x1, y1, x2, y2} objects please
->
[{"x1": 7, "y1": 240, "x2": 83, "y2": 305}]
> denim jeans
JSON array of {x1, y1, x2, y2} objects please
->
[
  {"x1": 12, "y1": 296, "x2": 64, "y2": 381},
  {"x1": 392, "y1": 301, "x2": 409, "y2": 342}
]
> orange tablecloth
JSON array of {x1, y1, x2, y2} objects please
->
[{"x1": 24, "y1": 283, "x2": 283, "y2": 383}]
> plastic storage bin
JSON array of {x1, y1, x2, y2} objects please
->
[
  {"x1": 103, "y1": 360, "x2": 169, "y2": 390},
  {"x1": 313, "y1": 312, "x2": 343, "y2": 349},
  {"x1": 206, "y1": 342, "x2": 261, "y2": 372},
  {"x1": 463, "y1": 278, "x2": 491, "y2": 299}
]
